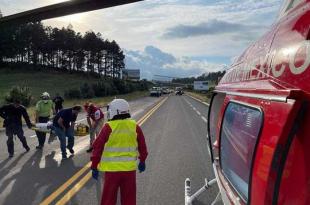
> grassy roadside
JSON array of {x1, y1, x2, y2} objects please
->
[
  {"x1": 0, "y1": 91, "x2": 148, "y2": 127},
  {"x1": 0, "y1": 68, "x2": 104, "y2": 103},
  {"x1": 185, "y1": 91, "x2": 210, "y2": 103}
]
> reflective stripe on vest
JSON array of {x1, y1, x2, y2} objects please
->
[
  {"x1": 104, "y1": 147, "x2": 137, "y2": 152},
  {"x1": 97, "y1": 119, "x2": 138, "y2": 172},
  {"x1": 101, "y1": 157, "x2": 137, "y2": 162}
]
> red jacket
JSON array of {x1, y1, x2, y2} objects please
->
[
  {"x1": 91, "y1": 122, "x2": 148, "y2": 170},
  {"x1": 87, "y1": 106, "x2": 104, "y2": 122}
]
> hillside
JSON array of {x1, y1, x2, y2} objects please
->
[
  {"x1": 0, "y1": 67, "x2": 149, "y2": 125},
  {"x1": 0, "y1": 68, "x2": 104, "y2": 104}
]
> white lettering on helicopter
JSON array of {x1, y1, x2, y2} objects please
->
[{"x1": 221, "y1": 40, "x2": 310, "y2": 83}]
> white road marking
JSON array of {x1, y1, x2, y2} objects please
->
[
  {"x1": 207, "y1": 141, "x2": 211, "y2": 157},
  {"x1": 39, "y1": 136, "x2": 90, "y2": 168},
  {"x1": 201, "y1": 116, "x2": 208, "y2": 123},
  {"x1": 193, "y1": 107, "x2": 197, "y2": 111},
  {"x1": 196, "y1": 111, "x2": 201, "y2": 116},
  {"x1": 184, "y1": 99, "x2": 193, "y2": 107},
  {"x1": 185, "y1": 94, "x2": 210, "y2": 106}
]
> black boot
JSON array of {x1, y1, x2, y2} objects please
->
[{"x1": 67, "y1": 146, "x2": 74, "y2": 154}]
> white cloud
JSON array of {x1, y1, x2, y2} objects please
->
[
  {"x1": 32, "y1": 0, "x2": 281, "y2": 58},
  {"x1": 125, "y1": 46, "x2": 226, "y2": 80}
]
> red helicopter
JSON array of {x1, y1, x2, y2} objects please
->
[{"x1": 186, "y1": 0, "x2": 310, "y2": 204}]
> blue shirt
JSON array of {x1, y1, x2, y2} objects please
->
[{"x1": 53, "y1": 108, "x2": 77, "y2": 128}]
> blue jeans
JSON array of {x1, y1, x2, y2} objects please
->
[{"x1": 54, "y1": 126, "x2": 74, "y2": 156}]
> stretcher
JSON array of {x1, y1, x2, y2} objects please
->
[
  {"x1": 31, "y1": 121, "x2": 53, "y2": 133},
  {"x1": 31, "y1": 122, "x2": 89, "y2": 136}
]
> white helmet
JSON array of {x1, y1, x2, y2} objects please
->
[
  {"x1": 108, "y1": 99, "x2": 130, "y2": 120},
  {"x1": 41, "y1": 92, "x2": 50, "y2": 99}
]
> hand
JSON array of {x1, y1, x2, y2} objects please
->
[
  {"x1": 28, "y1": 123, "x2": 35, "y2": 129},
  {"x1": 92, "y1": 169, "x2": 99, "y2": 180},
  {"x1": 138, "y1": 162, "x2": 146, "y2": 173}
]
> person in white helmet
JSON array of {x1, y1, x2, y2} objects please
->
[
  {"x1": 35, "y1": 92, "x2": 55, "y2": 149},
  {"x1": 91, "y1": 99, "x2": 148, "y2": 205}
]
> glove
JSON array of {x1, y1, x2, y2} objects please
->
[
  {"x1": 138, "y1": 162, "x2": 146, "y2": 173},
  {"x1": 92, "y1": 169, "x2": 99, "y2": 180}
]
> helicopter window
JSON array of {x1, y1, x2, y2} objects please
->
[
  {"x1": 208, "y1": 93, "x2": 225, "y2": 151},
  {"x1": 220, "y1": 102, "x2": 262, "y2": 201}
]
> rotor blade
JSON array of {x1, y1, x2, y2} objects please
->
[{"x1": 0, "y1": 0, "x2": 143, "y2": 26}]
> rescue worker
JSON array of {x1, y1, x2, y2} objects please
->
[
  {"x1": 53, "y1": 93, "x2": 64, "y2": 113},
  {"x1": 0, "y1": 99, "x2": 33, "y2": 157},
  {"x1": 53, "y1": 105, "x2": 82, "y2": 159},
  {"x1": 84, "y1": 102, "x2": 104, "y2": 153},
  {"x1": 90, "y1": 99, "x2": 148, "y2": 205},
  {"x1": 35, "y1": 92, "x2": 55, "y2": 149}
]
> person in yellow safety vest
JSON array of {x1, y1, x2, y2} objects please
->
[
  {"x1": 35, "y1": 92, "x2": 55, "y2": 149},
  {"x1": 90, "y1": 99, "x2": 148, "y2": 205}
]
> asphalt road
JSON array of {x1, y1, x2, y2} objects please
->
[{"x1": 0, "y1": 95, "x2": 220, "y2": 205}]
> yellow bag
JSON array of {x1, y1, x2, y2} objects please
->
[{"x1": 75, "y1": 123, "x2": 89, "y2": 136}]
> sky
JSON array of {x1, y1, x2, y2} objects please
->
[{"x1": 0, "y1": 0, "x2": 283, "y2": 80}]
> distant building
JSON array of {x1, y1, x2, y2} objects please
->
[
  {"x1": 194, "y1": 81, "x2": 209, "y2": 91},
  {"x1": 123, "y1": 69, "x2": 140, "y2": 81}
]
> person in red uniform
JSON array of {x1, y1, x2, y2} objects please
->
[
  {"x1": 90, "y1": 99, "x2": 148, "y2": 205},
  {"x1": 84, "y1": 102, "x2": 105, "y2": 153}
]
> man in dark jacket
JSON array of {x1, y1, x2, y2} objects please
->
[
  {"x1": 53, "y1": 105, "x2": 82, "y2": 159},
  {"x1": 53, "y1": 93, "x2": 64, "y2": 113},
  {"x1": 0, "y1": 99, "x2": 33, "y2": 157}
]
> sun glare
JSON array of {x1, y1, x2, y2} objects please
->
[
  {"x1": 50, "y1": 12, "x2": 87, "y2": 24},
  {"x1": 60, "y1": 13, "x2": 85, "y2": 23},
  {"x1": 50, "y1": 0, "x2": 70, "y2": 3}
]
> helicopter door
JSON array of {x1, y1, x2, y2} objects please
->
[{"x1": 208, "y1": 92, "x2": 304, "y2": 205}]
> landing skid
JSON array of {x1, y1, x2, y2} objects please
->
[{"x1": 185, "y1": 178, "x2": 221, "y2": 205}]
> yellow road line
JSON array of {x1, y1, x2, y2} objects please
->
[
  {"x1": 55, "y1": 173, "x2": 92, "y2": 205},
  {"x1": 137, "y1": 98, "x2": 166, "y2": 125},
  {"x1": 139, "y1": 98, "x2": 166, "y2": 125},
  {"x1": 39, "y1": 162, "x2": 91, "y2": 205},
  {"x1": 40, "y1": 97, "x2": 167, "y2": 205}
]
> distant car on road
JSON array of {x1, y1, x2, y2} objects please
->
[
  {"x1": 150, "y1": 87, "x2": 162, "y2": 97},
  {"x1": 162, "y1": 87, "x2": 170, "y2": 94},
  {"x1": 175, "y1": 87, "x2": 183, "y2": 95}
]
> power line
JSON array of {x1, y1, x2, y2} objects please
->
[{"x1": 153, "y1": 74, "x2": 179, "y2": 79}]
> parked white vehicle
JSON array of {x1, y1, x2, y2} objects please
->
[{"x1": 150, "y1": 87, "x2": 162, "y2": 97}]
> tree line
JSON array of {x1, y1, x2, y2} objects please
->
[{"x1": 0, "y1": 22, "x2": 125, "y2": 78}]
